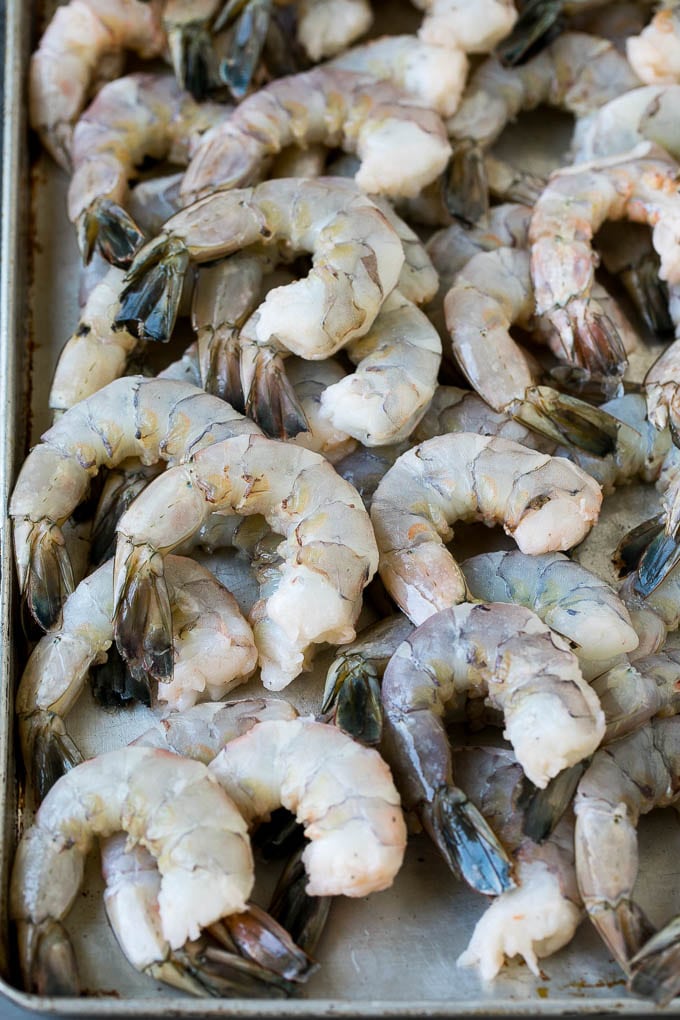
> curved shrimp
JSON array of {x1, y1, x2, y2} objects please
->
[
  {"x1": 445, "y1": 32, "x2": 639, "y2": 219},
  {"x1": 10, "y1": 746, "x2": 254, "y2": 995},
  {"x1": 209, "y1": 717, "x2": 407, "y2": 897},
  {"x1": 17, "y1": 554, "x2": 257, "y2": 801},
  {"x1": 380, "y1": 603, "x2": 603, "y2": 893},
  {"x1": 574, "y1": 717, "x2": 680, "y2": 978},
  {"x1": 529, "y1": 144, "x2": 680, "y2": 387},
  {"x1": 180, "y1": 67, "x2": 451, "y2": 203},
  {"x1": 112, "y1": 434, "x2": 378, "y2": 690},
  {"x1": 29, "y1": 0, "x2": 166, "y2": 169},
  {"x1": 10, "y1": 376, "x2": 259, "y2": 630},
  {"x1": 69, "y1": 72, "x2": 229, "y2": 266},
  {"x1": 114, "y1": 178, "x2": 405, "y2": 352},
  {"x1": 627, "y1": 6, "x2": 680, "y2": 86},
  {"x1": 370, "y1": 433, "x2": 602, "y2": 626},
  {"x1": 454, "y1": 746, "x2": 582, "y2": 981}
]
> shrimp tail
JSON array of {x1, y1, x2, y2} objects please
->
[
  {"x1": 89, "y1": 644, "x2": 152, "y2": 708},
  {"x1": 77, "y1": 200, "x2": 145, "y2": 270},
  {"x1": 613, "y1": 516, "x2": 665, "y2": 578},
  {"x1": 91, "y1": 472, "x2": 158, "y2": 566},
  {"x1": 217, "y1": 0, "x2": 273, "y2": 100},
  {"x1": 629, "y1": 917, "x2": 680, "y2": 1008},
  {"x1": 23, "y1": 521, "x2": 74, "y2": 631},
  {"x1": 28, "y1": 713, "x2": 84, "y2": 804},
  {"x1": 166, "y1": 27, "x2": 215, "y2": 103},
  {"x1": 512, "y1": 386, "x2": 637, "y2": 458},
  {"x1": 208, "y1": 902, "x2": 318, "y2": 982},
  {"x1": 21, "y1": 919, "x2": 80, "y2": 996},
  {"x1": 621, "y1": 255, "x2": 672, "y2": 338},
  {"x1": 632, "y1": 530, "x2": 680, "y2": 597},
  {"x1": 113, "y1": 543, "x2": 173, "y2": 682},
  {"x1": 173, "y1": 939, "x2": 298, "y2": 997},
  {"x1": 518, "y1": 761, "x2": 590, "y2": 844},
  {"x1": 322, "y1": 653, "x2": 383, "y2": 746},
  {"x1": 113, "y1": 237, "x2": 190, "y2": 343},
  {"x1": 552, "y1": 302, "x2": 627, "y2": 400},
  {"x1": 588, "y1": 899, "x2": 655, "y2": 976},
  {"x1": 268, "y1": 846, "x2": 333, "y2": 957},
  {"x1": 422, "y1": 786, "x2": 515, "y2": 897},
  {"x1": 199, "y1": 329, "x2": 246, "y2": 412},
  {"x1": 495, "y1": 0, "x2": 564, "y2": 66},
  {"x1": 444, "y1": 141, "x2": 489, "y2": 225},
  {"x1": 244, "y1": 349, "x2": 310, "y2": 439}
]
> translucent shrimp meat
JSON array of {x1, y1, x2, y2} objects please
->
[
  {"x1": 627, "y1": 7, "x2": 680, "y2": 86},
  {"x1": 415, "y1": 0, "x2": 517, "y2": 52}
]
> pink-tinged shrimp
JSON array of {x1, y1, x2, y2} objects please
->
[{"x1": 627, "y1": 7, "x2": 680, "y2": 86}]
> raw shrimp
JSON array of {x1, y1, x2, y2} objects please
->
[
  {"x1": 370, "y1": 433, "x2": 602, "y2": 626},
  {"x1": 209, "y1": 717, "x2": 407, "y2": 897},
  {"x1": 627, "y1": 6, "x2": 680, "y2": 86},
  {"x1": 329, "y1": 34, "x2": 469, "y2": 118},
  {"x1": 461, "y1": 551, "x2": 639, "y2": 669},
  {"x1": 573, "y1": 85, "x2": 680, "y2": 165},
  {"x1": 445, "y1": 32, "x2": 639, "y2": 219},
  {"x1": 114, "y1": 178, "x2": 405, "y2": 352},
  {"x1": 29, "y1": 0, "x2": 166, "y2": 169},
  {"x1": 529, "y1": 144, "x2": 680, "y2": 387},
  {"x1": 285, "y1": 359, "x2": 357, "y2": 463},
  {"x1": 112, "y1": 434, "x2": 378, "y2": 690},
  {"x1": 69, "y1": 72, "x2": 228, "y2": 266},
  {"x1": 17, "y1": 554, "x2": 258, "y2": 800},
  {"x1": 10, "y1": 376, "x2": 260, "y2": 630},
  {"x1": 574, "y1": 717, "x2": 680, "y2": 977},
  {"x1": 128, "y1": 173, "x2": 184, "y2": 236},
  {"x1": 295, "y1": 0, "x2": 373, "y2": 61},
  {"x1": 416, "y1": 0, "x2": 517, "y2": 52},
  {"x1": 10, "y1": 746, "x2": 254, "y2": 994},
  {"x1": 180, "y1": 68, "x2": 451, "y2": 202},
  {"x1": 454, "y1": 746, "x2": 582, "y2": 980}
]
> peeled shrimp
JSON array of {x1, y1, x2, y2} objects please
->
[
  {"x1": 455, "y1": 746, "x2": 582, "y2": 980},
  {"x1": 10, "y1": 377, "x2": 260, "y2": 630},
  {"x1": 114, "y1": 178, "x2": 405, "y2": 352},
  {"x1": 370, "y1": 433, "x2": 602, "y2": 626},
  {"x1": 10, "y1": 747, "x2": 253, "y2": 994},
  {"x1": 209, "y1": 717, "x2": 407, "y2": 897},
  {"x1": 627, "y1": 7, "x2": 680, "y2": 85},
  {"x1": 296, "y1": 0, "x2": 373, "y2": 60},
  {"x1": 69, "y1": 72, "x2": 228, "y2": 266},
  {"x1": 180, "y1": 68, "x2": 451, "y2": 202},
  {"x1": 574, "y1": 717, "x2": 680, "y2": 977},
  {"x1": 285, "y1": 359, "x2": 357, "y2": 463},
  {"x1": 29, "y1": 0, "x2": 166, "y2": 169},
  {"x1": 113, "y1": 434, "x2": 378, "y2": 690},
  {"x1": 415, "y1": 0, "x2": 517, "y2": 52}
]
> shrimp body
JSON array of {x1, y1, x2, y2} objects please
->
[
  {"x1": 461, "y1": 550, "x2": 639, "y2": 668},
  {"x1": 573, "y1": 85, "x2": 680, "y2": 164},
  {"x1": 29, "y1": 0, "x2": 166, "y2": 169},
  {"x1": 10, "y1": 747, "x2": 253, "y2": 993},
  {"x1": 113, "y1": 434, "x2": 378, "y2": 690},
  {"x1": 370, "y1": 433, "x2": 602, "y2": 626},
  {"x1": 116, "y1": 178, "x2": 405, "y2": 354},
  {"x1": 416, "y1": 0, "x2": 517, "y2": 52},
  {"x1": 574, "y1": 717, "x2": 680, "y2": 975},
  {"x1": 627, "y1": 8, "x2": 680, "y2": 86},
  {"x1": 10, "y1": 377, "x2": 259, "y2": 630},
  {"x1": 296, "y1": 0, "x2": 373, "y2": 60},
  {"x1": 69, "y1": 72, "x2": 228, "y2": 266},
  {"x1": 209, "y1": 718, "x2": 407, "y2": 897},
  {"x1": 180, "y1": 68, "x2": 451, "y2": 202}
]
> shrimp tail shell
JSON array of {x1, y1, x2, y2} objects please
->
[
  {"x1": 113, "y1": 543, "x2": 174, "y2": 682},
  {"x1": 629, "y1": 916, "x2": 680, "y2": 1008},
  {"x1": 513, "y1": 386, "x2": 637, "y2": 459},
  {"x1": 91, "y1": 472, "x2": 159, "y2": 567},
  {"x1": 422, "y1": 786, "x2": 515, "y2": 897},
  {"x1": 613, "y1": 515, "x2": 665, "y2": 579},
  {"x1": 244, "y1": 349, "x2": 310, "y2": 439},
  {"x1": 495, "y1": 0, "x2": 563, "y2": 67},
  {"x1": 166, "y1": 25, "x2": 215, "y2": 104},
  {"x1": 633, "y1": 530, "x2": 680, "y2": 597},
  {"x1": 210, "y1": 902, "x2": 319, "y2": 983},
  {"x1": 517, "y1": 760, "x2": 589, "y2": 844},
  {"x1": 551, "y1": 301, "x2": 626, "y2": 399},
  {"x1": 585, "y1": 899, "x2": 655, "y2": 979},
  {"x1": 444, "y1": 140, "x2": 489, "y2": 225},
  {"x1": 621, "y1": 255, "x2": 672, "y2": 338},
  {"x1": 23, "y1": 521, "x2": 75, "y2": 632},
  {"x1": 217, "y1": 0, "x2": 273, "y2": 101},
  {"x1": 175, "y1": 939, "x2": 298, "y2": 997},
  {"x1": 114, "y1": 237, "x2": 190, "y2": 342},
  {"x1": 199, "y1": 329, "x2": 246, "y2": 412},
  {"x1": 27, "y1": 712, "x2": 84, "y2": 805},
  {"x1": 77, "y1": 199, "x2": 146, "y2": 270},
  {"x1": 18, "y1": 918, "x2": 79, "y2": 996},
  {"x1": 90, "y1": 644, "x2": 152, "y2": 709},
  {"x1": 268, "y1": 845, "x2": 332, "y2": 957},
  {"x1": 322, "y1": 653, "x2": 383, "y2": 747}
]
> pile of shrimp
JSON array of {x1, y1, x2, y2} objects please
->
[{"x1": 14, "y1": 0, "x2": 680, "y2": 1008}]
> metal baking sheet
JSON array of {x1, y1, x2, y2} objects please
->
[{"x1": 2, "y1": 1, "x2": 680, "y2": 1014}]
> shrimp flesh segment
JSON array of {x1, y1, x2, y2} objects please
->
[
  {"x1": 10, "y1": 746, "x2": 254, "y2": 994},
  {"x1": 573, "y1": 85, "x2": 680, "y2": 166},
  {"x1": 574, "y1": 717, "x2": 680, "y2": 977},
  {"x1": 529, "y1": 144, "x2": 680, "y2": 386},
  {"x1": 295, "y1": 0, "x2": 373, "y2": 61},
  {"x1": 17, "y1": 555, "x2": 257, "y2": 801},
  {"x1": 461, "y1": 550, "x2": 639, "y2": 670},
  {"x1": 29, "y1": 0, "x2": 166, "y2": 170},
  {"x1": 454, "y1": 746, "x2": 582, "y2": 980},
  {"x1": 113, "y1": 434, "x2": 378, "y2": 690},
  {"x1": 180, "y1": 67, "x2": 451, "y2": 202},
  {"x1": 114, "y1": 178, "x2": 404, "y2": 350},
  {"x1": 69, "y1": 72, "x2": 229, "y2": 266},
  {"x1": 209, "y1": 717, "x2": 407, "y2": 897},
  {"x1": 627, "y1": 7, "x2": 680, "y2": 86},
  {"x1": 370, "y1": 433, "x2": 602, "y2": 626},
  {"x1": 445, "y1": 32, "x2": 639, "y2": 219},
  {"x1": 416, "y1": 0, "x2": 517, "y2": 52},
  {"x1": 285, "y1": 358, "x2": 357, "y2": 463},
  {"x1": 329, "y1": 34, "x2": 469, "y2": 118},
  {"x1": 9, "y1": 376, "x2": 259, "y2": 630}
]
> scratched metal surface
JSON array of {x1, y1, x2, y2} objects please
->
[{"x1": 2, "y1": 0, "x2": 680, "y2": 1015}]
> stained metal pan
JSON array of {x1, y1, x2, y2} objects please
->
[{"x1": 1, "y1": 2, "x2": 680, "y2": 1015}]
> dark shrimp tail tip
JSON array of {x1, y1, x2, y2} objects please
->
[
  {"x1": 633, "y1": 529, "x2": 680, "y2": 597},
  {"x1": 25, "y1": 522, "x2": 75, "y2": 632},
  {"x1": 322, "y1": 654, "x2": 383, "y2": 746},
  {"x1": 245, "y1": 349, "x2": 309, "y2": 439},
  {"x1": 513, "y1": 385, "x2": 631, "y2": 458},
  {"x1": 114, "y1": 547, "x2": 173, "y2": 683},
  {"x1": 518, "y1": 761, "x2": 588, "y2": 844},
  {"x1": 199, "y1": 328, "x2": 246, "y2": 411},
  {"x1": 78, "y1": 199, "x2": 146, "y2": 269},
  {"x1": 27, "y1": 920, "x2": 80, "y2": 997},
  {"x1": 212, "y1": 902, "x2": 318, "y2": 983},
  {"x1": 613, "y1": 515, "x2": 665, "y2": 579},
  {"x1": 443, "y1": 141, "x2": 489, "y2": 225},
  {"x1": 114, "y1": 238, "x2": 189, "y2": 342},
  {"x1": 30, "y1": 714, "x2": 84, "y2": 805},
  {"x1": 268, "y1": 846, "x2": 332, "y2": 957},
  {"x1": 495, "y1": 0, "x2": 564, "y2": 67},
  {"x1": 218, "y1": 0, "x2": 273, "y2": 99},
  {"x1": 621, "y1": 256, "x2": 673, "y2": 337},
  {"x1": 629, "y1": 916, "x2": 680, "y2": 1007}
]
